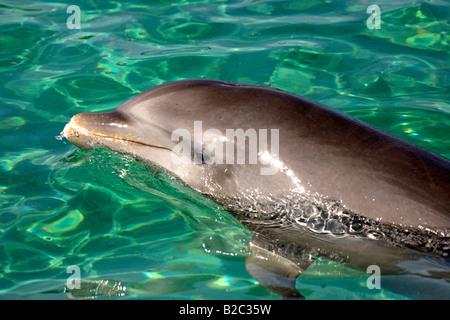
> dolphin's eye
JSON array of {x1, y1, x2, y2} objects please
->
[
  {"x1": 193, "y1": 149, "x2": 208, "y2": 165},
  {"x1": 201, "y1": 153, "x2": 206, "y2": 165}
]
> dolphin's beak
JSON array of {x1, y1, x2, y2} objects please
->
[
  {"x1": 63, "y1": 112, "x2": 131, "y2": 149},
  {"x1": 63, "y1": 111, "x2": 170, "y2": 151}
]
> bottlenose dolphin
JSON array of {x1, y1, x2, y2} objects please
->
[{"x1": 63, "y1": 79, "x2": 450, "y2": 298}]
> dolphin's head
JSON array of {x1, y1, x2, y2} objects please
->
[
  {"x1": 63, "y1": 81, "x2": 252, "y2": 197},
  {"x1": 62, "y1": 107, "x2": 213, "y2": 192},
  {"x1": 63, "y1": 80, "x2": 229, "y2": 156},
  {"x1": 63, "y1": 81, "x2": 212, "y2": 166},
  {"x1": 62, "y1": 80, "x2": 297, "y2": 199}
]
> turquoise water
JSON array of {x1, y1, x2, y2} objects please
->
[{"x1": 0, "y1": 0, "x2": 449, "y2": 300}]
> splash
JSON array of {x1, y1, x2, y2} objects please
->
[{"x1": 220, "y1": 190, "x2": 450, "y2": 258}]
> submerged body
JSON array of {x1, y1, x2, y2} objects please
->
[{"x1": 63, "y1": 79, "x2": 450, "y2": 297}]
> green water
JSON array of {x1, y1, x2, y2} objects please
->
[{"x1": 0, "y1": 0, "x2": 449, "y2": 300}]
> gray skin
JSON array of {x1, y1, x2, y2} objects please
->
[{"x1": 63, "y1": 79, "x2": 450, "y2": 298}]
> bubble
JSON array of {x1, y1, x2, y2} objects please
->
[
  {"x1": 307, "y1": 216, "x2": 325, "y2": 231},
  {"x1": 325, "y1": 219, "x2": 347, "y2": 235},
  {"x1": 365, "y1": 230, "x2": 385, "y2": 240}
]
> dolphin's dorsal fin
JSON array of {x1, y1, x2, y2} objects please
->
[{"x1": 245, "y1": 232, "x2": 315, "y2": 299}]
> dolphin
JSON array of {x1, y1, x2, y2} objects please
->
[{"x1": 63, "y1": 79, "x2": 450, "y2": 298}]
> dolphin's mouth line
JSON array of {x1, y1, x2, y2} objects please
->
[{"x1": 63, "y1": 120, "x2": 172, "y2": 151}]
